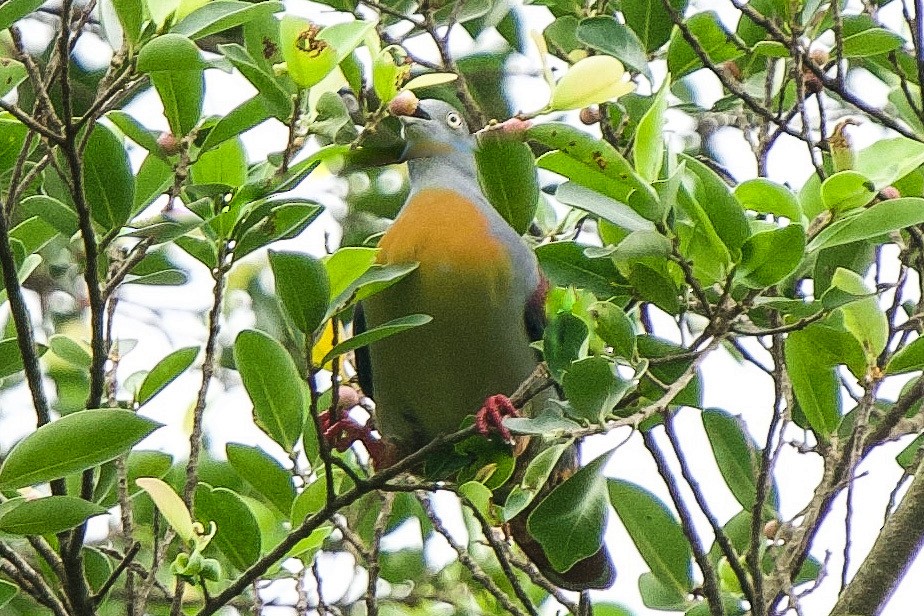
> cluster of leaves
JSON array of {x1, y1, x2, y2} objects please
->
[{"x1": 0, "y1": 0, "x2": 924, "y2": 615}]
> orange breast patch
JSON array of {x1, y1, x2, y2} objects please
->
[{"x1": 377, "y1": 189, "x2": 512, "y2": 280}]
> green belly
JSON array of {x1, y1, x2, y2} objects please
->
[{"x1": 363, "y1": 271, "x2": 538, "y2": 454}]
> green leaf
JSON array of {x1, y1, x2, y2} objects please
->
[
  {"x1": 576, "y1": 16, "x2": 652, "y2": 80},
  {"x1": 821, "y1": 170, "x2": 876, "y2": 213},
  {"x1": 0, "y1": 338, "x2": 47, "y2": 379},
  {"x1": 635, "y1": 79, "x2": 669, "y2": 182},
  {"x1": 138, "y1": 346, "x2": 198, "y2": 404},
  {"x1": 202, "y1": 97, "x2": 275, "y2": 152},
  {"x1": 18, "y1": 195, "x2": 79, "y2": 237},
  {"x1": 137, "y1": 34, "x2": 205, "y2": 136},
  {"x1": 609, "y1": 479, "x2": 693, "y2": 599},
  {"x1": 544, "y1": 312, "x2": 589, "y2": 381},
  {"x1": 622, "y1": 0, "x2": 688, "y2": 52},
  {"x1": 528, "y1": 122, "x2": 661, "y2": 220},
  {"x1": 172, "y1": 1, "x2": 284, "y2": 40},
  {"x1": 842, "y1": 27, "x2": 903, "y2": 58},
  {"x1": 269, "y1": 251, "x2": 330, "y2": 337},
  {"x1": 474, "y1": 131, "x2": 539, "y2": 234},
  {"x1": 639, "y1": 571, "x2": 694, "y2": 610},
  {"x1": 0, "y1": 578, "x2": 17, "y2": 609},
  {"x1": 637, "y1": 335, "x2": 702, "y2": 407},
  {"x1": 321, "y1": 314, "x2": 432, "y2": 366},
  {"x1": 807, "y1": 198, "x2": 924, "y2": 251},
  {"x1": 896, "y1": 434, "x2": 924, "y2": 470},
  {"x1": 233, "y1": 330, "x2": 304, "y2": 452},
  {"x1": 831, "y1": 268, "x2": 888, "y2": 362},
  {"x1": 0, "y1": 0, "x2": 44, "y2": 31},
  {"x1": 589, "y1": 301, "x2": 636, "y2": 358},
  {"x1": 562, "y1": 357, "x2": 629, "y2": 422},
  {"x1": 536, "y1": 241, "x2": 626, "y2": 299},
  {"x1": 280, "y1": 16, "x2": 338, "y2": 89},
  {"x1": 216, "y1": 43, "x2": 291, "y2": 120},
  {"x1": 785, "y1": 330, "x2": 841, "y2": 436},
  {"x1": 555, "y1": 182, "x2": 655, "y2": 233},
  {"x1": 502, "y1": 443, "x2": 569, "y2": 521},
  {"x1": 737, "y1": 224, "x2": 805, "y2": 287},
  {"x1": 0, "y1": 58, "x2": 26, "y2": 98},
  {"x1": 549, "y1": 56, "x2": 636, "y2": 111},
  {"x1": 325, "y1": 247, "x2": 377, "y2": 301},
  {"x1": 702, "y1": 409, "x2": 761, "y2": 510},
  {"x1": 84, "y1": 123, "x2": 135, "y2": 231},
  {"x1": 0, "y1": 409, "x2": 162, "y2": 490},
  {"x1": 136, "y1": 477, "x2": 196, "y2": 542},
  {"x1": 680, "y1": 154, "x2": 750, "y2": 255},
  {"x1": 328, "y1": 262, "x2": 418, "y2": 315},
  {"x1": 528, "y1": 449, "x2": 613, "y2": 573},
  {"x1": 190, "y1": 136, "x2": 247, "y2": 187},
  {"x1": 194, "y1": 483, "x2": 261, "y2": 571},
  {"x1": 0, "y1": 496, "x2": 107, "y2": 536},
  {"x1": 667, "y1": 12, "x2": 742, "y2": 78},
  {"x1": 629, "y1": 261, "x2": 680, "y2": 314},
  {"x1": 48, "y1": 334, "x2": 92, "y2": 369},
  {"x1": 886, "y1": 336, "x2": 924, "y2": 374},
  {"x1": 226, "y1": 443, "x2": 296, "y2": 517},
  {"x1": 734, "y1": 178, "x2": 802, "y2": 221},
  {"x1": 112, "y1": 0, "x2": 143, "y2": 45},
  {"x1": 233, "y1": 201, "x2": 323, "y2": 259}
]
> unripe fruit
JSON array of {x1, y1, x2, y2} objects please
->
[
  {"x1": 579, "y1": 106, "x2": 601, "y2": 125},
  {"x1": 157, "y1": 132, "x2": 182, "y2": 156},
  {"x1": 388, "y1": 90, "x2": 419, "y2": 117}
]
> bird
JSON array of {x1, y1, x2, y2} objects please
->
[{"x1": 329, "y1": 93, "x2": 615, "y2": 591}]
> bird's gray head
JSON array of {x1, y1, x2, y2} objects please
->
[{"x1": 389, "y1": 96, "x2": 474, "y2": 161}]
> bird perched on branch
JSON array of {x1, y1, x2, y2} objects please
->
[{"x1": 328, "y1": 92, "x2": 615, "y2": 591}]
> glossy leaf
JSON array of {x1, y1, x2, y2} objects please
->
[
  {"x1": 138, "y1": 346, "x2": 198, "y2": 404},
  {"x1": 322, "y1": 313, "x2": 431, "y2": 365},
  {"x1": 0, "y1": 496, "x2": 107, "y2": 536},
  {"x1": 737, "y1": 224, "x2": 805, "y2": 288},
  {"x1": 233, "y1": 330, "x2": 304, "y2": 452},
  {"x1": 172, "y1": 1, "x2": 284, "y2": 40},
  {"x1": 269, "y1": 251, "x2": 330, "y2": 337},
  {"x1": 0, "y1": 338, "x2": 47, "y2": 379},
  {"x1": 842, "y1": 27, "x2": 904, "y2": 58},
  {"x1": 680, "y1": 154, "x2": 750, "y2": 255},
  {"x1": 194, "y1": 483, "x2": 261, "y2": 570},
  {"x1": 609, "y1": 479, "x2": 693, "y2": 599},
  {"x1": 536, "y1": 241, "x2": 626, "y2": 299},
  {"x1": 49, "y1": 334, "x2": 92, "y2": 369},
  {"x1": 785, "y1": 330, "x2": 841, "y2": 436},
  {"x1": 831, "y1": 268, "x2": 888, "y2": 362},
  {"x1": 667, "y1": 12, "x2": 742, "y2": 78},
  {"x1": 555, "y1": 182, "x2": 654, "y2": 233},
  {"x1": 325, "y1": 247, "x2": 377, "y2": 301},
  {"x1": 821, "y1": 170, "x2": 876, "y2": 213},
  {"x1": 137, "y1": 34, "x2": 206, "y2": 136},
  {"x1": 544, "y1": 312, "x2": 589, "y2": 381},
  {"x1": 807, "y1": 198, "x2": 924, "y2": 251},
  {"x1": 562, "y1": 357, "x2": 629, "y2": 422},
  {"x1": 0, "y1": 0, "x2": 44, "y2": 31},
  {"x1": 702, "y1": 409, "x2": 764, "y2": 511},
  {"x1": 84, "y1": 123, "x2": 135, "y2": 231},
  {"x1": 886, "y1": 336, "x2": 924, "y2": 374},
  {"x1": 226, "y1": 443, "x2": 296, "y2": 517},
  {"x1": 503, "y1": 443, "x2": 569, "y2": 521},
  {"x1": 0, "y1": 409, "x2": 162, "y2": 490},
  {"x1": 475, "y1": 130, "x2": 539, "y2": 234},
  {"x1": 528, "y1": 449, "x2": 613, "y2": 573},
  {"x1": 589, "y1": 301, "x2": 636, "y2": 358},
  {"x1": 576, "y1": 16, "x2": 652, "y2": 80},
  {"x1": 549, "y1": 56, "x2": 636, "y2": 111},
  {"x1": 734, "y1": 178, "x2": 802, "y2": 221},
  {"x1": 136, "y1": 477, "x2": 196, "y2": 543},
  {"x1": 0, "y1": 579, "x2": 16, "y2": 609},
  {"x1": 635, "y1": 79, "x2": 669, "y2": 182},
  {"x1": 622, "y1": 0, "x2": 688, "y2": 52},
  {"x1": 0, "y1": 58, "x2": 26, "y2": 98}
]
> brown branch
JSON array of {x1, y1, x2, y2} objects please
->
[{"x1": 829, "y1": 452, "x2": 924, "y2": 615}]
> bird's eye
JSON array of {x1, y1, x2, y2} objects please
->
[{"x1": 446, "y1": 111, "x2": 463, "y2": 128}]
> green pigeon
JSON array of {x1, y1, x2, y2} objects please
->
[{"x1": 331, "y1": 93, "x2": 615, "y2": 591}]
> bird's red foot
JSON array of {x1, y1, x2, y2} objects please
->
[
  {"x1": 475, "y1": 394, "x2": 520, "y2": 443},
  {"x1": 319, "y1": 411, "x2": 385, "y2": 463}
]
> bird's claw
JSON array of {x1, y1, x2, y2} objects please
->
[
  {"x1": 475, "y1": 394, "x2": 520, "y2": 443},
  {"x1": 319, "y1": 411, "x2": 385, "y2": 463}
]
